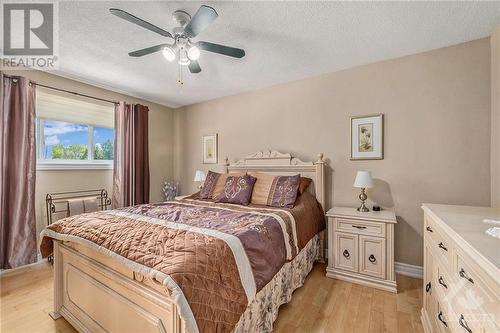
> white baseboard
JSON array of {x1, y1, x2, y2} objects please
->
[{"x1": 395, "y1": 261, "x2": 423, "y2": 279}]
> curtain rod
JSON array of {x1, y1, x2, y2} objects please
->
[{"x1": 3, "y1": 74, "x2": 119, "y2": 105}]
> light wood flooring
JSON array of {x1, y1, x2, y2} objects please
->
[{"x1": 1, "y1": 262, "x2": 424, "y2": 333}]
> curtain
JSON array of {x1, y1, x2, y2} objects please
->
[
  {"x1": 0, "y1": 74, "x2": 37, "y2": 269},
  {"x1": 113, "y1": 102, "x2": 150, "y2": 208}
]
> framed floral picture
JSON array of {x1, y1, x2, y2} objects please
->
[
  {"x1": 203, "y1": 134, "x2": 218, "y2": 164},
  {"x1": 350, "y1": 114, "x2": 384, "y2": 160}
]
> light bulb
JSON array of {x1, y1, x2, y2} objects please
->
[
  {"x1": 187, "y1": 46, "x2": 200, "y2": 61},
  {"x1": 162, "y1": 47, "x2": 176, "y2": 62}
]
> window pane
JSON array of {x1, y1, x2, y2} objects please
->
[
  {"x1": 43, "y1": 120, "x2": 88, "y2": 160},
  {"x1": 93, "y1": 127, "x2": 114, "y2": 160}
]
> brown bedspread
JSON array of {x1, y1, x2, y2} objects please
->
[{"x1": 40, "y1": 192, "x2": 324, "y2": 333}]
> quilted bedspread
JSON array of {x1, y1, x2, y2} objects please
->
[{"x1": 40, "y1": 193, "x2": 324, "y2": 333}]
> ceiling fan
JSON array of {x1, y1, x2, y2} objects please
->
[{"x1": 109, "y1": 5, "x2": 245, "y2": 83}]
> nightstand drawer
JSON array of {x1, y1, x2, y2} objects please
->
[
  {"x1": 335, "y1": 232, "x2": 358, "y2": 272},
  {"x1": 359, "y1": 235, "x2": 386, "y2": 279},
  {"x1": 336, "y1": 218, "x2": 386, "y2": 237}
]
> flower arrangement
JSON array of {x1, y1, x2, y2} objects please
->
[{"x1": 162, "y1": 181, "x2": 179, "y2": 201}]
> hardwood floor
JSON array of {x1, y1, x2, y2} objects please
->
[{"x1": 1, "y1": 262, "x2": 424, "y2": 333}]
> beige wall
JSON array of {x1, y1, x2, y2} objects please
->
[
  {"x1": 174, "y1": 38, "x2": 491, "y2": 267},
  {"x1": 491, "y1": 28, "x2": 500, "y2": 208},
  {"x1": 3, "y1": 69, "x2": 175, "y2": 238}
]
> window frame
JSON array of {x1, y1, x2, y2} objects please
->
[{"x1": 36, "y1": 118, "x2": 114, "y2": 170}]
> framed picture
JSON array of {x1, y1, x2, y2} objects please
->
[
  {"x1": 203, "y1": 134, "x2": 218, "y2": 164},
  {"x1": 350, "y1": 114, "x2": 384, "y2": 160}
]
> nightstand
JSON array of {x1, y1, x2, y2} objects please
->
[{"x1": 326, "y1": 207, "x2": 397, "y2": 293}]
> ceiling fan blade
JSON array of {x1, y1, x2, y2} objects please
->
[
  {"x1": 198, "y1": 41, "x2": 245, "y2": 58},
  {"x1": 109, "y1": 8, "x2": 173, "y2": 39},
  {"x1": 128, "y1": 44, "x2": 169, "y2": 57},
  {"x1": 188, "y1": 60, "x2": 202, "y2": 73},
  {"x1": 184, "y1": 5, "x2": 218, "y2": 37}
]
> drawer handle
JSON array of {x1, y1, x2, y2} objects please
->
[
  {"x1": 438, "y1": 242, "x2": 448, "y2": 251},
  {"x1": 368, "y1": 254, "x2": 376, "y2": 263},
  {"x1": 425, "y1": 282, "x2": 431, "y2": 293},
  {"x1": 438, "y1": 276, "x2": 448, "y2": 289},
  {"x1": 459, "y1": 268, "x2": 474, "y2": 284},
  {"x1": 426, "y1": 226, "x2": 433, "y2": 232},
  {"x1": 438, "y1": 311, "x2": 447, "y2": 327},
  {"x1": 459, "y1": 314, "x2": 472, "y2": 333},
  {"x1": 352, "y1": 225, "x2": 367, "y2": 230},
  {"x1": 343, "y1": 250, "x2": 350, "y2": 259}
]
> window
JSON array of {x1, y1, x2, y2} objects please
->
[
  {"x1": 93, "y1": 127, "x2": 114, "y2": 160},
  {"x1": 36, "y1": 87, "x2": 115, "y2": 170}
]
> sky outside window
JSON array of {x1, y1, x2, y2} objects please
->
[{"x1": 43, "y1": 120, "x2": 88, "y2": 160}]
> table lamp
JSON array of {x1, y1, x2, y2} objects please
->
[
  {"x1": 193, "y1": 170, "x2": 206, "y2": 190},
  {"x1": 353, "y1": 171, "x2": 373, "y2": 212}
]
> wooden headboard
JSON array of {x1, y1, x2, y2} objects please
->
[{"x1": 225, "y1": 150, "x2": 325, "y2": 209}]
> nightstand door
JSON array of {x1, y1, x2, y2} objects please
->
[
  {"x1": 359, "y1": 235, "x2": 386, "y2": 279},
  {"x1": 335, "y1": 232, "x2": 358, "y2": 272}
]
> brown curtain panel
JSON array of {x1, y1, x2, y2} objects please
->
[
  {"x1": 0, "y1": 74, "x2": 37, "y2": 269},
  {"x1": 113, "y1": 102, "x2": 150, "y2": 208}
]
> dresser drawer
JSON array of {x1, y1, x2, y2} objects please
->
[
  {"x1": 334, "y1": 232, "x2": 358, "y2": 272},
  {"x1": 448, "y1": 297, "x2": 484, "y2": 333},
  {"x1": 359, "y1": 235, "x2": 386, "y2": 279},
  {"x1": 424, "y1": 216, "x2": 453, "y2": 269},
  {"x1": 434, "y1": 298, "x2": 452, "y2": 333},
  {"x1": 336, "y1": 218, "x2": 386, "y2": 237},
  {"x1": 434, "y1": 261, "x2": 452, "y2": 299},
  {"x1": 454, "y1": 251, "x2": 500, "y2": 329}
]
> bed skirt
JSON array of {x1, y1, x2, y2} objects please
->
[{"x1": 233, "y1": 233, "x2": 320, "y2": 332}]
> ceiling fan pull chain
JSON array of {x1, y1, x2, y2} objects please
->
[
  {"x1": 179, "y1": 65, "x2": 184, "y2": 86},
  {"x1": 178, "y1": 62, "x2": 184, "y2": 85}
]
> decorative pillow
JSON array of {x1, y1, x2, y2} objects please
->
[
  {"x1": 250, "y1": 173, "x2": 301, "y2": 208},
  {"x1": 298, "y1": 177, "x2": 312, "y2": 195},
  {"x1": 199, "y1": 170, "x2": 220, "y2": 199},
  {"x1": 216, "y1": 175, "x2": 257, "y2": 205},
  {"x1": 249, "y1": 172, "x2": 277, "y2": 205},
  {"x1": 211, "y1": 172, "x2": 245, "y2": 199},
  {"x1": 268, "y1": 174, "x2": 301, "y2": 208}
]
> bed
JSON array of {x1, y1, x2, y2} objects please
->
[{"x1": 40, "y1": 150, "x2": 326, "y2": 333}]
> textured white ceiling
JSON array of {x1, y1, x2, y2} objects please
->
[{"x1": 49, "y1": 1, "x2": 500, "y2": 107}]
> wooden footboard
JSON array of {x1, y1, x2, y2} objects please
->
[{"x1": 51, "y1": 240, "x2": 186, "y2": 333}]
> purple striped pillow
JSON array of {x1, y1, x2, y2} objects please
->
[
  {"x1": 267, "y1": 174, "x2": 301, "y2": 208},
  {"x1": 199, "y1": 171, "x2": 220, "y2": 199}
]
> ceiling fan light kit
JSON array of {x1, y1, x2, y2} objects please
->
[
  {"x1": 187, "y1": 46, "x2": 200, "y2": 61},
  {"x1": 162, "y1": 46, "x2": 176, "y2": 62},
  {"x1": 110, "y1": 5, "x2": 245, "y2": 85}
]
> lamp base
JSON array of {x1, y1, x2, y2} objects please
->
[
  {"x1": 357, "y1": 188, "x2": 370, "y2": 212},
  {"x1": 357, "y1": 203, "x2": 370, "y2": 212}
]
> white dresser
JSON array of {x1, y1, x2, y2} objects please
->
[
  {"x1": 325, "y1": 207, "x2": 397, "y2": 293},
  {"x1": 421, "y1": 204, "x2": 500, "y2": 333}
]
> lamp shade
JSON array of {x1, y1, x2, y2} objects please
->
[
  {"x1": 193, "y1": 170, "x2": 206, "y2": 182},
  {"x1": 353, "y1": 171, "x2": 373, "y2": 188}
]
